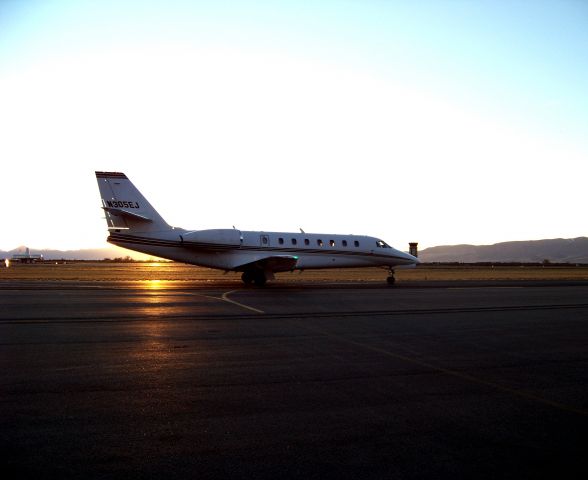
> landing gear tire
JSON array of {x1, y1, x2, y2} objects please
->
[
  {"x1": 242, "y1": 270, "x2": 267, "y2": 286},
  {"x1": 241, "y1": 271, "x2": 254, "y2": 284},
  {"x1": 386, "y1": 270, "x2": 396, "y2": 286},
  {"x1": 253, "y1": 272, "x2": 267, "y2": 286}
]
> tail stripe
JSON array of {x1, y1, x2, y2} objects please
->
[{"x1": 96, "y1": 171, "x2": 128, "y2": 179}]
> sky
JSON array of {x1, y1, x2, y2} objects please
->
[{"x1": 0, "y1": 0, "x2": 587, "y2": 252}]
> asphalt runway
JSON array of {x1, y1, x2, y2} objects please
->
[{"x1": 2, "y1": 280, "x2": 588, "y2": 479}]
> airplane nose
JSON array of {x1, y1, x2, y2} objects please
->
[
  {"x1": 392, "y1": 248, "x2": 419, "y2": 265},
  {"x1": 404, "y1": 251, "x2": 420, "y2": 264}
]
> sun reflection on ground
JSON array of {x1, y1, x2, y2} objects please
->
[
  {"x1": 144, "y1": 279, "x2": 164, "y2": 289},
  {"x1": 140, "y1": 279, "x2": 176, "y2": 291},
  {"x1": 132, "y1": 278, "x2": 175, "y2": 369},
  {"x1": 138, "y1": 281, "x2": 174, "y2": 314},
  {"x1": 145, "y1": 262, "x2": 168, "y2": 268}
]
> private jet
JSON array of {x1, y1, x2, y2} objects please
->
[{"x1": 96, "y1": 171, "x2": 419, "y2": 285}]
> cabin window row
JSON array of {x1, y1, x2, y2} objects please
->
[{"x1": 277, "y1": 237, "x2": 361, "y2": 248}]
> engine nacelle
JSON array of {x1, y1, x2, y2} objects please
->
[{"x1": 181, "y1": 229, "x2": 242, "y2": 246}]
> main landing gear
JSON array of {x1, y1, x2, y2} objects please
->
[
  {"x1": 386, "y1": 269, "x2": 396, "y2": 286},
  {"x1": 241, "y1": 270, "x2": 267, "y2": 286}
]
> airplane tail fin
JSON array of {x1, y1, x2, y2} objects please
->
[{"x1": 95, "y1": 171, "x2": 172, "y2": 233}]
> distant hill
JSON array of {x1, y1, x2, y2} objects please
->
[
  {"x1": 419, "y1": 237, "x2": 588, "y2": 263},
  {"x1": 0, "y1": 246, "x2": 146, "y2": 261}
]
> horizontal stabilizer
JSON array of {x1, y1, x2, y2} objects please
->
[{"x1": 102, "y1": 207, "x2": 152, "y2": 222}]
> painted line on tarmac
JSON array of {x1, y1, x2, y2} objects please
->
[
  {"x1": 185, "y1": 291, "x2": 265, "y2": 314},
  {"x1": 447, "y1": 286, "x2": 524, "y2": 290},
  {"x1": 293, "y1": 321, "x2": 588, "y2": 418},
  {"x1": 221, "y1": 291, "x2": 265, "y2": 314}
]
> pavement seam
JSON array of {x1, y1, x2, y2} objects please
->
[{"x1": 291, "y1": 320, "x2": 588, "y2": 418}]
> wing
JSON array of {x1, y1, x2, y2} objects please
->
[{"x1": 234, "y1": 255, "x2": 298, "y2": 273}]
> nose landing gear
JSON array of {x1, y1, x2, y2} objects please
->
[{"x1": 386, "y1": 269, "x2": 396, "y2": 286}]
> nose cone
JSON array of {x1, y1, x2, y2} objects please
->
[
  {"x1": 391, "y1": 248, "x2": 420, "y2": 265},
  {"x1": 403, "y1": 251, "x2": 420, "y2": 265}
]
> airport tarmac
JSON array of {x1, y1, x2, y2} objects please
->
[{"x1": 2, "y1": 279, "x2": 588, "y2": 479}]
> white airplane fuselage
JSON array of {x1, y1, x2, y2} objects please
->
[{"x1": 107, "y1": 228, "x2": 416, "y2": 271}]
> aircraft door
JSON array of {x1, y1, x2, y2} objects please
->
[{"x1": 260, "y1": 235, "x2": 270, "y2": 247}]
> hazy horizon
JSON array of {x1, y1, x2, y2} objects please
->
[
  {"x1": 4, "y1": 234, "x2": 588, "y2": 260},
  {"x1": 1, "y1": 0, "x2": 586, "y2": 251}
]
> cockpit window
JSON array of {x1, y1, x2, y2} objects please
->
[{"x1": 376, "y1": 240, "x2": 390, "y2": 248}]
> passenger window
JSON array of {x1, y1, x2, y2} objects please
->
[
  {"x1": 304, "y1": 239, "x2": 310, "y2": 246},
  {"x1": 342, "y1": 240, "x2": 348, "y2": 247},
  {"x1": 354, "y1": 240, "x2": 360, "y2": 247},
  {"x1": 291, "y1": 238, "x2": 297, "y2": 245},
  {"x1": 279, "y1": 238, "x2": 284, "y2": 245},
  {"x1": 329, "y1": 240, "x2": 335, "y2": 247},
  {"x1": 317, "y1": 239, "x2": 324, "y2": 247}
]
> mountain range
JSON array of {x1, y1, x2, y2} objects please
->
[
  {"x1": 2, "y1": 237, "x2": 588, "y2": 263},
  {"x1": 418, "y1": 237, "x2": 588, "y2": 263}
]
